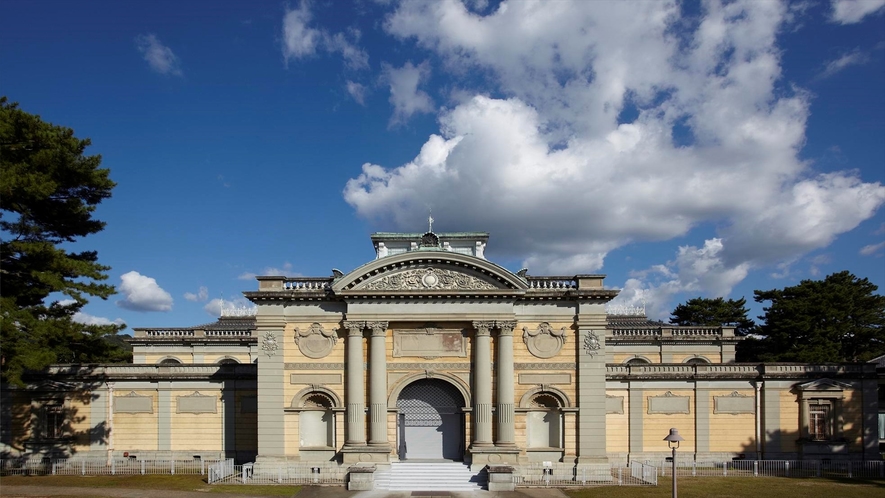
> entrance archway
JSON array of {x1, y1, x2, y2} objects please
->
[{"x1": 396, "y1": 379, "x2": 465, "y2": 460}]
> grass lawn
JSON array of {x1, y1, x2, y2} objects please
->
[
  {"x1": 566, "y1": 477, "x2": 885, "y2": 498},
  {"x1": 0, "y1": 474, "x2": 301, "y2": 496}
]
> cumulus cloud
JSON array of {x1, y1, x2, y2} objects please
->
[
  {"x1": 184, "y1": 286, "x2": 209, "y2": 302},
  {"x1": 345, "y1": 1, "x2": 885, "y2": 302},
  {"x1": 116, "y1": 271, "x2": 174, "y2": 312},
  {"x1": 818, "y1": 48, "x2": 870, "y2": 79},
  {"x1": 135, "y1": 34, "x2": 183, "y2": 76},
  {"x1": 282, "y1": 1, "x2": 368, "y2": 70},
  {"x1": 73, "y1": 312, "x2": 126, "y2": 327},
  {"x1": 381, "y1": 61, "x2": 434, "y2": 125},
  {"x1": 203, "y1": 298, "x2": 256, "y2": 317},
  {"x1": 830, "y1": 0, "x2": 885, "y2": 24},
  {"x1": 607, "y1": 239, "x2": 751, "y2": 319}
]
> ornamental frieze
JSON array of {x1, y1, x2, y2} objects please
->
[{"x1": 357, "y1": 267, "x2": 498, "y2": 291}]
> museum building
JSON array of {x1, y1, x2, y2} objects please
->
[{"x1": 2, "y1": 230, "x2": 882, "y2": 476}]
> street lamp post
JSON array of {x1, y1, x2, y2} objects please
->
[{"x1": 663, "y1": 428, "x2": 684, "y2": 498}]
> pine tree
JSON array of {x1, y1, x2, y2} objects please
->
[{"x1": 1, "y1": 97, "x2": 128, "y2": 386}]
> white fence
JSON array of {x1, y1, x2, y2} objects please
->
[
  {"x1": 208, "y1": 462, "x2": 347, "y2": 485},
  {"x1": 0, "y1": 458, "x2": 226, "y2": 476},
  {"x1": 655, "y1": 459, "x2": 885, "y2": 479},
  {"x1": 516, "y1": 461, "x2": 657, "y2": 487}
]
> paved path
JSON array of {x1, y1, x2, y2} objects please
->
[{"x1": 1, "y1": 485, "x2": 570, "y2": 498}]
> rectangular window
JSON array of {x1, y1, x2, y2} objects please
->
[
  {"x1": 44, "y1": 405, "x2": 66, "y2": 439},
  {"x1": 809, "y1": 403, "x2": 832, "y2": 441},
  {"x1": 878, "y1": 413, "x2": 885, "y2": 440}
]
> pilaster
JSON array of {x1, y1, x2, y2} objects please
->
[
  {"x1": 256, "y1": 314, "x2": 286, "y2": 460},
  {"x1": 576, "y1": 322, "x2": 608, "y2": 468},
  {"x1": 628, "y1": 383, "x2": 643, "y2": 457}
]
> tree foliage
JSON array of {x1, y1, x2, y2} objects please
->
[
  {"x1": 1, "y1": 97, "x2": 128, "y2": 386},
  {"x1": 669, "y1": 297, "x2": 756, "y2": 336},
  {"x1": 753, "y1": 271, "x2": 885, "y2": 363}
]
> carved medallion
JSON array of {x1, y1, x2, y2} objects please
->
[
  {"x1": 359, "y1": 267, "x2": 498, "y2": 291},
  {"x1": 295, "y1": 323, "x2": 337, "y2": 359},
  {"x1": 261, "y1": 332, "x2": 278, "y2": 357},
  {"x1": 583, "y1": 331, "x2": 601, "y2": 356},
  {"x1": 523, "y1": 323, "x2": 567, "y2": 359}
]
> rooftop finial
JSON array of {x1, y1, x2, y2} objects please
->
[{"x1": 428, "y1": 210, "x2": 434, "y2": 233}]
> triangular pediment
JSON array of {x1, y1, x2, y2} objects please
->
[
  {"x1": 795, "y1": 378, "x2": 850, "y2": 392},
  {"x1": 332, "y1": 252, "x2": 527, "y2": 293},
  {"x1": 354, "y1": 265, "x2": 500, "y2": 291}
]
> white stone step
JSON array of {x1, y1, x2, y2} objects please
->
[{"x1": 374, "y1": 462, "x2": 486, "y2": 491}]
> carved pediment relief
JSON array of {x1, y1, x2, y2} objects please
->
[{"x1": 354, "y1": 266, "x2": 499, "y2": 291}]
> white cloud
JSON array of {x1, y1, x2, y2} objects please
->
[
  {"x1": 116, "y1": 271, "x2": 174, "y2": 312},
  {"x1": 607, "y1": 239, "x2": 751, "y2": 319},
  {"x1": 818, "y1": 48, "x2": 870, "y2": 79},
  {"x1": 73, "y1": 311, "x2": 126, "y2": 327},
  {"x1": 203, "y1": 298, "x2": 256, "y2": 317},
  {"x1": 346, "y1": 80, "x2": 367, "y2": 105},
  {"x1": 381, "y1": 61, "x2": 434, "y2": 125},
  {"x1": 238, "y1": 262, "x2": 300, "y2": 280},
  {"x1": 282, "y1": 2, "x2": 368, "y2": 70},
  {"x1": 135, "y1": 34, "x2": 183, "y2": 76},
  {"x1": 860, "y1": 241, "x2": 885, "y2": 256},
  {"x1": 184, "y1": 286, "x2": 209, "y2": 302},
  {"x1": 830, "y1": 0, "x2": 885, "y2": 24},
  {"x1": 345, "y1": 1, "x2": 885, "y2": 297}
]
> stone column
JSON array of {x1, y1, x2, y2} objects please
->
[
  {"x1": 344, "y1": 321, "x2": 366, "y2": 447},
  {"x1": 471, "y1": 321, "x2": 494, "y2": 447},
  {"x1": 368, "y1": 321, "x2": 389, "y2": 447},
  {"x1": 495, "y1": 321, "x2": 516, "y2": 447}
]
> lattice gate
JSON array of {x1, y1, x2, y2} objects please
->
[{"x1": 397, "y1": 379, "x2": 465, "y2": 460}]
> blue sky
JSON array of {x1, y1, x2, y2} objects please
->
[{"x1": 2, "y1": 0, "x2": 884, "y2": 330}]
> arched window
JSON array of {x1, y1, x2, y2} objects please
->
[
  {"x1": 685, "y1": 357, "x2": 710, "y2": 364},
  {"x1": 217, "y1": 357, "x2": 239, "y2": 365},
  {"x1": 298, "y1": 392, "x2": 335, "y2": 448},
  {"x1": 158, "y1": 357, "x2": 182, "y2": 365},
  {"x1": 625, "y1": 357, "x2": 650, "y2": 365},
  {"x1": 526, "y1": 393, "x2": 563, "y2": 449}
]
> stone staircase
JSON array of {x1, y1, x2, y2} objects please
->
[{"x1": 374, "y1": 461, "x2": 487, "y2": 491}]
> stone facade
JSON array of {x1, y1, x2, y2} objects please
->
[{"x1": 1, "y1": 231, "x2": 881, "y2": 470}]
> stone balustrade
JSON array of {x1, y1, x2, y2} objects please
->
[
  {"x1": 526, "y1": 276, "x2": 577, "y2": 289},
  {"x1": 282, "y1": 277, "x2": 333, "y2": 290}
]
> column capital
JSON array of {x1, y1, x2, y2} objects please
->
[
  {"x1": 495, "y1": 320, "x2": 517, "y2": 336},
  {"x1": 473, "y1": 320, "x2": 494, "y2": 336},
  {"x1": 343, "y1": 321, "x2": 365, "y2": 336},
  {"x1": 367, "y1": 321, "x2": 388, "y2": 337}
]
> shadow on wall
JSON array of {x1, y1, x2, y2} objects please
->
[{"x1": 2, "y1": 367, "x2": 108, "y2": 460}]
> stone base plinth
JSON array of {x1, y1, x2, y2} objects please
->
[
  {"x1": 487, "y1": 465, "x2": 516, "y2": 491},
  {"x1": 340, "y1": 445, "x2": 391, "y2": 465},
  {"x1": 347, "y1": 464, "x2": 375, "y2": 491},
  {"x1": 468, "y1": 447, "x2": 521, "y2": 472}
]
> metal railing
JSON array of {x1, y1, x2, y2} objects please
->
[
  {"x1": 208, "y1": 462, "x2": 346, "y2": 485},
  {"x1": 515, "y1": 461, "x2": 657, "y2": 487},
  {"x1": 655, "y1": 459, "x2": 885, "y2": 479},
  {"x1": 0, "y1": 458, "x2": 226, "y2": 476}
]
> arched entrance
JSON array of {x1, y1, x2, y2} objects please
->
[{"x1": 396, "y1": 379, "x2": 465, "y2": 461}]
